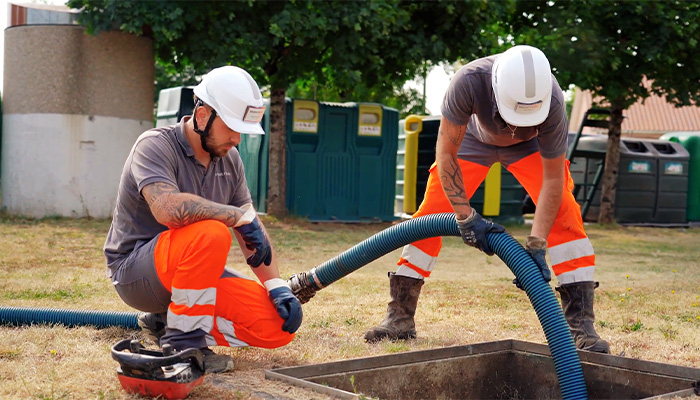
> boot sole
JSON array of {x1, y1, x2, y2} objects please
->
[{"x1": 364, "y1": 331, "x2": 417, "y2": 343}]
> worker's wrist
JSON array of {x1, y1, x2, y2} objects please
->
[
  {"x1": 455, "y1": 208, "x2": 477, "y2": 224},
  {"x1": 263, "y1": 278, "x2": 289, "y2": 292},
  {"x1": 233, "y1": 203, "x2": 257, "y2": 228},
  {"x1": 526, "y1": 235, "x2": 548, "y2": 250}
]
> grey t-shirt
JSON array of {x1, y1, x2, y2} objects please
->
[
  {"x1": 441, "y1": 54, "x2": 568, "y2": 159},
  {"x1": 103, "y1": 118, "x2": 252, "y2": 275}
]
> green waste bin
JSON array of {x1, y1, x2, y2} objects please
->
[
  {"x1": 286, "y1": 100, "x2": 398, "y2": 222},
  {"x1": 572, "y1": 136, "x2": 658, "y2": 223},
  {"x1": 647, "y1": 140, "x2": 689, "y2": 224},
  {"x1": 659, "y1": 131, "x2": 700, "y2": 222}
]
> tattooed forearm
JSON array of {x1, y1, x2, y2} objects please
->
[
  {"x1": 167, "y1": 199, "x2": 241, "y2": 228},
  {"x1": 143, "y1": 182, "x2": 242, "y2": 228},
  {"x1": 439, "y1": 157, "x2": 470, "y2": 207},
  {"x1": 435, "y1": 117, "x2": 470, "y2": 215}
]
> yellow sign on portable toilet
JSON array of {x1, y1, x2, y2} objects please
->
[
  {"x1": 482, "y1": 162, "x2": 502, "y2": 216},
  {"x1": 358, "y1": 104, "x2": 383, "y2": 136},
  {"x1": 293, "y1": 99, "x2": 319, "y2": 133}
]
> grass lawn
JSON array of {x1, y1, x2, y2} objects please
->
[{"x1": 0, "y1": 215, "x2": 698, "y2": 399}]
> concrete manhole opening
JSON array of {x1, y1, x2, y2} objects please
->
[{"x1": 266, "y1": 340, "x2": 700, "y2": 399}]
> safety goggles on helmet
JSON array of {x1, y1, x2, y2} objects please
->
[
  {"x1": 492, "y1": 45, "x2": 552, "y2": 127},
  {"x1": 193, "y1": 66, "x2": 266, "y2": 135}
]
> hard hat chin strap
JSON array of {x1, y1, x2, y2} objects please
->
[
  {"x1": 192, "y1": 100, "x2": 218, "y2": 156},
  {"x1": 192, "y1": 100, "x2": 218, "y2": 137}
]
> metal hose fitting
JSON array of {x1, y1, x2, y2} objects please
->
[{"x1": 288, "y1": 267, "x2": 323, "y2": 304}]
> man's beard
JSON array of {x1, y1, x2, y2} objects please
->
[{"x1": 201, "y1": 134, "x2": 227, "y2": 159}]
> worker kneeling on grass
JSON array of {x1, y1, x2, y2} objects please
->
[{"x1": 103, "y1": 66, "x2": 302, "y2": 374}]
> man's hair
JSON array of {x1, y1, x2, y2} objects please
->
[{"x1": 192, "y1": 94, "x2": 208, "y2": 108}]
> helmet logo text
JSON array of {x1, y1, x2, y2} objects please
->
[{"x1": 243, "y1": 106, "x2": 266, "y2": 123}]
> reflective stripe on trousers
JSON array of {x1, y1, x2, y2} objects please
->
[
  {"x1": 155, "y1": 220, "x2": 294, "y2": 349},
  {"x1": 398, "y1": 154, "x2": 596, "y2": 284}
]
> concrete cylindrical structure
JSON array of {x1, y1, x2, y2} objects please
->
[{"x1": 2, "y1": 6, "x2": 154, "y2": 218}]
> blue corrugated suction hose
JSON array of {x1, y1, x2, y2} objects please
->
[
  {"x1": 0, "y1": 306, "x2": 138, "y2": 329},
  {"x1": 289, "y1": 213, "x2": 587, "y2": 399}
]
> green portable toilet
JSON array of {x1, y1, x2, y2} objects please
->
[
  {"x1": 355, "y1": 103, "x2": 399, "y2": 221},
  {"x1": 413, "y1": 117, "x2": 441, "y2": 212},
  {"x1": 647, "y1": 140, "x2": 689, "y2": 224},
  {"x1": 395, "y1": 115, "x2": 440, "y2": 216},
  {"x1": 659, "y1": 132, "x2": 700, "y2": 222},
  {"x1": 470, "y1": 164, "x2": 526, "y2": 225},
  {"x1": 285, "y1": 99, "x2": 320, "y2": 219},
  {"x1": 395, "y1": 116, "x2": 411, "y2": 216},
  {"x1": 286, "y1": 100, "x2": 398, "y2": 222},
  {"x1": 155, "y1": 86, "x2": 195, "y2": 127},
  {"x1": 238, "y1": 100, "x2": 270, "y2": 213},
  {"x1": 573, "y1": 136, "x2": 658, "y2": 223}
]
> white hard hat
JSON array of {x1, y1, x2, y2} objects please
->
[
  {"x1": 193, "y1": 66, "x2": 266, "y2": 135},
  {"x1": 492, "y1": 45, "x2": 552, "y2": 127}
]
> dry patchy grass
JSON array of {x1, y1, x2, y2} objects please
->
[{"x1": 1, "y1": 215, "x2": 699, "y2": 399}]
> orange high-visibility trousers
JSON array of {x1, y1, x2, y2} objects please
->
[
  {"x1": 154, "y1": 220, "x2": 293, "y2": 349},
  {"x1": 398, "y1": 153, "x2": 595, "y2": 284}
]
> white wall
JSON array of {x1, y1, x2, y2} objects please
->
[{"x1": 1, "y1": 114, "x2": 151, "y2": 218}]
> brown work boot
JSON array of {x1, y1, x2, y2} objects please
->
[
  {"x1": 556, "y1": 281, "x2": 611, "y2": 353},
  {"x1": 364, "y1": 273, "x2": 424, "y2": 342}
]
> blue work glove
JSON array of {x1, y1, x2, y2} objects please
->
[
  {"x1": 234, "y1": 218, "x2": 272, "y2": 268},
  {"x1": 456, "y1": 209, "x2": 505, "y2": 256},
  {"x1": 513, "y1": 235, "x2": 552, "y2": 290},
  {"x1": 265, "y1": 279, "x2": 303, "y2": 333}
]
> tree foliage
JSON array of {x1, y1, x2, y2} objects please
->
[
  {"x1": 509, "y1": 0, "x2": 700, "y2": 223},
  {"x1": 69, "y1": 0, "x2": 508, "y2": 109}
]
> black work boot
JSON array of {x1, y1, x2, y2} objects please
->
[
  {"x1": 137, "y1": 312, "x2": 167, "y2": 346},
  {"x1": 556, "y1": 281, "x2": 610, "y2": 353},
  {"x1": 364, "y1": 273, "x2": 424, "y2": 342},
  {"x1": 200, "y1": 348, "x2": 235, "y2": 373}
]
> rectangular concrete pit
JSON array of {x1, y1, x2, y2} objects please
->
[{"x1": 266, "y1": 340, "x2": 700, "y2": 399}]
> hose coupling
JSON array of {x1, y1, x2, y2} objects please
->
[{"x1": 288, "y1": 267, "x2": 322, "y2": 304}]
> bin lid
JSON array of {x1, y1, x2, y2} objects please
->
[
  {"x1": 574, "y1": 136, "x2": 673, "y2": 158},
  {"x1": 648, "y1": 141, "x2": 689, "y2": 157},
  {"x1": 622, "y1": 139, "x2": 653, "y2": 154},
  {"x1": 574, "y1": 135, "x2": 608, "y2": 153}
]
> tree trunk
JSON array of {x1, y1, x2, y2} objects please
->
[
  {"x1": 267, "y1": 88, "x2": 288, "y2": 217},
  {"x1": 597, "y1": 105, "x2": 624, "y2": 224}
]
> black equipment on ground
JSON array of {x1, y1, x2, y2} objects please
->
[{"x1": 111, "y1": 339, "x2": 205, "y2": 399}]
